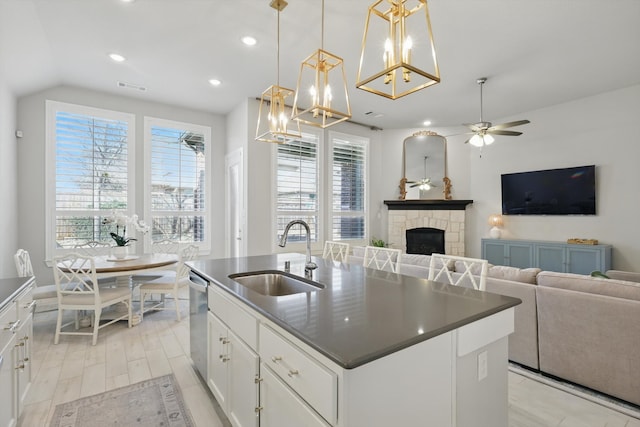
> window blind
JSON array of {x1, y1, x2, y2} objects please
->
[
  {"x1": 331, "y1": 136, "x2": 367, "y2": 240},
  {"x1": 276, "y1": 134, "x2": 319, "y2": 243},
  {"x1": 54, "y1": 111, "x2": 130, "y2": 247},
  {"x1": 150, "y1": 126, "x2": 206, "y2": 243}
]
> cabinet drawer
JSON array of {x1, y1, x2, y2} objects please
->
[
  {"x1": 16, "y1": 282, "x2": 35, "y2": 322},
  {"x1": 0, "y1": 303, "x2": 18, "y2": 351},
  {"x1": 208, "y1": 286, "x2": 257, "y2": 350},
  {"x1": 260, "y1": 324, "x2": 337, "y2": 424}
]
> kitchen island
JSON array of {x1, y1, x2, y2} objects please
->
[{"x1": 189, "y1": 253, "x2": 521, "y2": 427}]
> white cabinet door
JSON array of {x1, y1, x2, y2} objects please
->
[
  {"x1": 260, "y1": 365, "x2": 330, "y2": 427},
  {"x1": 207, "y1": 312, "x2": 229, "y2": 409},
  {"x1": 15, "y1": 313, "x2": 32, "y2": 416},
  {"x1": 228, "y1": 329, "x2": 259, "y2": 427},
  {"x1": 0, "y1": 335, "x2": 17, "y2": 427}
]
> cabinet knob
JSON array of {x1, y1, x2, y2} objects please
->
[
  {"x1": 287, "y1": 369, "x2": 299, "y2": 378},
  {"x1": 254, "y1": 377, "x2": 263, "y2": 384},
  {"x1": 254, "y1": 406, "x2": 263, "y2": 413},
  {"x1": 15, "y1": 363, "x2": 25, "y2": 370},
  {"x1": 219, "y1": 355, "x2": 230, "y2": 362},
  {"x1": 271, "y1": 356, "x2": 282, "y2": 363},
  {"x1": 219, "y1": 337, "x2": 230, "y2": 344}
]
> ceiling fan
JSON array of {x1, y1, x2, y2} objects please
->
[
  {"x1": 407, "y1": 178, "x2": 437, "y2": 190},
  {"x1": 462, "y1": 77, "x2": 530, "y2": 147}
]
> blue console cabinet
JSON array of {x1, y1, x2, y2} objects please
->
[{"x1": 481, "y1": 238, "x2": 612, "y2": 274}]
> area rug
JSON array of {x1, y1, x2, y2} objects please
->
[{"x1": 50, "y1": 374, "x2": 194, "y2": 427}]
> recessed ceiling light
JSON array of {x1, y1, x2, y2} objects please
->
[
  {"x1": 422, "y1": 120, "x2": 432, "y2": 126},
  {"x1": 241, "y1": 36, "x2": 257, "y2": 46},
  {"x1": 109, "y1": 53, "x2": 126, "y2": 62},
  {"x1": 209, "y1": 79, "x2": 222, "y2": 87},
  {"x1": 121, "y1": 0, "x2": 136, "y2": 3}
]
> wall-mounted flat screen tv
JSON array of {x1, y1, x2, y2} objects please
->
[{"x1": 501, "y1": 165, "x2": 596, "y2": 215}]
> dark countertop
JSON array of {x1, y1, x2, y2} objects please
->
[
  {"x1": 189, "y1": 253, "x2": 521, "y2": 369},
  {"x1": 0, "y1": 276, "x2": 35, "y2": 311}
]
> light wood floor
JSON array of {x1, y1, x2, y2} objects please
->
[{"x1": 20, "y1": 300, "x2": 640, "y2": 427}]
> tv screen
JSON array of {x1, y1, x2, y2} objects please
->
[{"x1": 501, "y1": 165, "x2": 596, "y2": 215}]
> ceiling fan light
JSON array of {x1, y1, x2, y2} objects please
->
[
  {"x1": 484, "y1": 134, "x2": 495, "y2": 145},
  {"x1": 469, "y1": 134, "x2": 484, "y2": 147}
]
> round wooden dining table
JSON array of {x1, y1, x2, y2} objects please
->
[{"x1": 59, "y1": 253, "x2": 179, "y2": 325}]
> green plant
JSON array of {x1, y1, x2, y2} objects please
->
[{"x1": 370, "y1": 237, "x2": 387, "y2": 247}]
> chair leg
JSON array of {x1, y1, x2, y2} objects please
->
[
  {"x1": 74, "y1": 310, "x2": 79, "y2": 330},
  {"x1": 92, "y1": 309, "x2": 101, "y2": 346},
  {"x1": 127, "y1": 298, "x2": 132, "y2": 328},
  {"x1": 175, "y1": 294, "x2": 181, "y2": 321},
  {"x1": 55, "y1": 308, "x2": 63, "y2": 344},
  {"x1": 139, "y1": 290, "x2": 146, "y2": 321}
]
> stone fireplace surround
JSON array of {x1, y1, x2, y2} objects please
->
[{"x1": 384, "y1": 200, "x2": 473, "y2": 257}]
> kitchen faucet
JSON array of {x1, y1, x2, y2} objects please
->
[{"x1": 278, "y1": 220, "x2": 317, "y2": 277}]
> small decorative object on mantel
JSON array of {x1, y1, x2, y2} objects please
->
[
  {"x1": 567, "y1": 238, "x2": 599, "y2": 245},
  {"x1": 442, "y1": 176, "x2": 452, "y2": 200}
]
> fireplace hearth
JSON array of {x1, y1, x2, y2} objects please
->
[{"x1": 406, "y1": 227, "x2": 445, "y2": 255}]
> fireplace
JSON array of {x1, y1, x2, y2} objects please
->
[
  {"x1": 384, "y1": 199, "x2": 473, "y2": 256},
  {"x1": 406, "y1": 227, "x2": 445, "y2": 255}
]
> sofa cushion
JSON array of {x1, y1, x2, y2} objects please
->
[
  {"x1": 537, "y1": 271, "x2": 640, "y2": 302},
  {"x1": 488, "y1": 265, "x2": 540, "y2": 284},
  {"x1": 605, "y1": 270, "x2": 640, "y2": 283},
  {"x1": 399, "y1": 253, "x2": 432, "y2": 268}
]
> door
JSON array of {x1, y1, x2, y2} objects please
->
[
  {"x1": 226, "y1": 149, "x2": 245, "y2": 258},
  {"x1": 207, "y1": 312, "x2": 229, "y2": 409},
  {"x1": 228, "y1": 330, "x2": 260, "y2": 427}
]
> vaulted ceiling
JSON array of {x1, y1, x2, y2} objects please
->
[{"x1": 1, "y1": 0, "x2": 639, "y2": 130}]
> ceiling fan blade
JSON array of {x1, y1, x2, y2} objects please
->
[
  {"x1": 462, "y1": 123, "x2": 482, "y2": 132},
  {"x1": 487, "y1": 129, "x2": 523, "y2": 136},
  {"x1": 463, "y1": 136, "x2": 473, "y2": 144},
  {"x1": 488, "y1": 120, "x2": 530, "y2": 131}
]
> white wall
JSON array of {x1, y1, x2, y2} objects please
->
[
  {"x1": 16, "y1": 85, "x2": 226, "y2": 282},
  {"x1": 0, "y1": 75, "x2": 18, "y2": 278},
  {"x1": 379, "y1": 84, "x2": 640, "y2": 272}
]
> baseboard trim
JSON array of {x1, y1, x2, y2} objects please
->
[{"x1": 509, "y1": 364, "x2": 640, "y2": 420}]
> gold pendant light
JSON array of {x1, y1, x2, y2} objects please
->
[
  {"x1": 356, "y1": 0, "x2": 440, "y2": 100},
  {"x1": 256, "y1": 0, "x2": 302, "y2": 144},
  {"x1": 291, "y1": 0, "x2": 351, "y2": 128}
]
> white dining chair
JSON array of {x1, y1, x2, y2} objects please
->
[
  {"x1": 363, "y1": 246, "x2": 402, "y2": 273},
  {"x1": 428, "y1": 253, "x2": 489, "y2": 291},
  {"x1": 74, "y1": 241, "x2": 117, "y2": 286},
  {"x1": 14, "y1": 249, "x2": 59, "y2": 309},
  {"x1": 139, "y1": 245, "x2": 198, "y2": 321},
  {"x1": 322, "y1": 241, "x2": 350, "y2": 263},
  {"x1": 131, "y1": 239, "x2": 181, "y2": 285},
  {"x1": 53, "y1": 253, "x2": 132, "y2": 345}
]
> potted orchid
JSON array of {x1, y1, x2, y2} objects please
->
[{"x1": 102, "y1": 211, "x2": 150, "y2": 258}]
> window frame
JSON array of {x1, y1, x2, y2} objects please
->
[
  {"x1": 327, "y1": 131, "x2": 369, "y2": 246},
  {"x1": 272, "y1": 127, "x2": 324, "y2": 253},
  {"x1": 272, "y1": 128, "x2": 370, "y2": 253},
  {"x1": 45, "y1": 100, "x2": 136, "y2": 261},
  {"x1": 143, "y1": 116, "x2": 212, "y2": 254}
]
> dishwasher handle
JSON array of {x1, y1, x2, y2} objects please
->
[{"x1": 189, "y1": 272, "x2": 208, "y2": 293}]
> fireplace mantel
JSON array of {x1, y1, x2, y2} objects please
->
[{"x1": 384, "y1": 199, "x2": 473, "y2": 210}]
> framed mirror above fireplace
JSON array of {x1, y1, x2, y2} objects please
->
[{"x1": 400, "y1": 131, "x2": 449, "y2": 200}]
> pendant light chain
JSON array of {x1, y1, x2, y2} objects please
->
[
  {"x1": 321, "y1": 0, "x2": 324, "y2": 51},
  {"x1": 276, "y1": 7, "x2": 280, "y2": 87}
]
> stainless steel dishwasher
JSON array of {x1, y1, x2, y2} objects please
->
[{"x1": 188, "y1": 271, "x2": 208, "y2": 380}]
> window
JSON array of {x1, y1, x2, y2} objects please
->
[
  {"x1": 275, "y1": 131, "x2": 321, "y2": 243},
  {"x1": 330, "y1": 132, "x2": 367, "y2": 241},
  {"x1": 46, "y1": 101, "x2": 135, "y2": 258},
  {"x1": 273, "y1": 129, "x2": 368, "y2": 249},
  {"x1": 144, "y1": 118, "x2": 212, "y2": 253}
]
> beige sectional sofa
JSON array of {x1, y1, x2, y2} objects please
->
[{"x1": 348, "y1": 248, "x2": 640, "y2": 406}]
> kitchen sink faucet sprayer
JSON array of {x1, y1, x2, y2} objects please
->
[{"x1": 278, "y1": 220, "x2": 318, "y2": 278}]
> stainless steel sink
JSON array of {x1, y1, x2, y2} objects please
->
[{"x1": 228, "y1": 270, "x2": 325, "y2": 296}]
